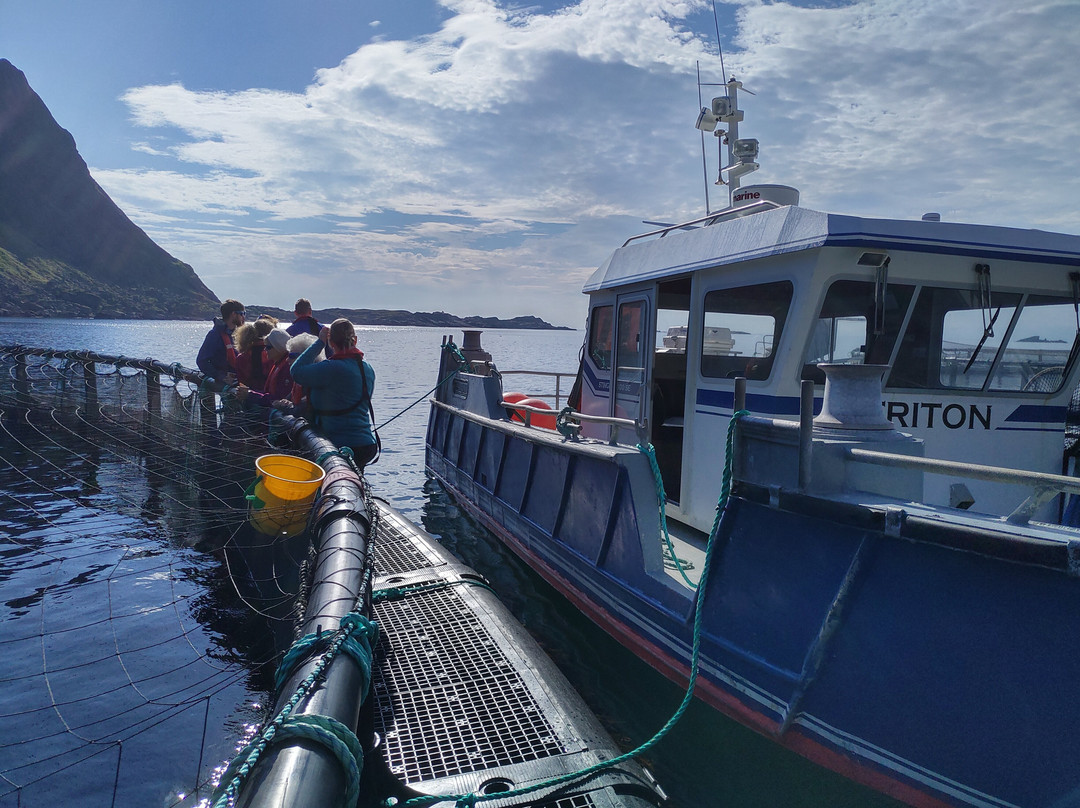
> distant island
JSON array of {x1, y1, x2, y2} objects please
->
[
  {"x1": 0, "y1": 59, "x2": 567, "y2": 330},
  {"x1": 250, "y1": 305, "x2": 570, "y2": 330}
]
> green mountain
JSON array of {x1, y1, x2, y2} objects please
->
[{"x1": 0, "y1": 59, "x2": 218, "y2": 319}]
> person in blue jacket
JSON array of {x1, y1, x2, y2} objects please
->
[
  {"x1": 290, "y1": 318, "x2": 378, "y2": 467},
  {"x1": 196, "y1": 299, "x2": 245, "y2": 381},
  {"x1": 286, "y1": 298, "x2": 321, "y2": 337}
]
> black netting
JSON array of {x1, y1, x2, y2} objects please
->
[{"x1": 0, "y1": 347, "x2": 307, "y2": 807}]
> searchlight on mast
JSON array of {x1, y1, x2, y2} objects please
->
[{"x1": 695, "y1": 77, "x2": 759, "y2": 206}]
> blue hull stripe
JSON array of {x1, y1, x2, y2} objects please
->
[
  {"x1": 824, "y1": 233, "x2": 1080, "y2": 266},
  {"x1": 1003, "y1": 404, "x2": 1066, "y2": 423},
  {"x1": 695, "y1": 390, "x2": 1066, "y2": 429}
]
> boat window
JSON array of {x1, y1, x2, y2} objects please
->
[
  {"x1": 803, "y1": 280, "x2": 915, "y2": 383},
  {"x1": 588, "y1": 305, "x2": 613, "y2": 370},
  {"x1": 700, "y1": 281, "x2": 793, "y2": 380},
  {"x1": 887, "y1": 287, "x2": 1022, "y2": 390},
  {"x1": 614, "y1": 300, "x2": 648, "y2": 422},
  {"x1": 989, "y1": 296, "x2": 1078, "y2": 393},
  {"x1": 617, "y1": 300, "x2": 646, "y2": 373}
]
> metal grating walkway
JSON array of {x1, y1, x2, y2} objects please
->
[
  {"x1": 374, "y1": 586, "x2": 565, "y2": 781},
  {"x1": 365, "y1": 498, "x2": 664, "y2": 808}
]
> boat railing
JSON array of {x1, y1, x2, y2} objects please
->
[
  {"x1": 500, "y1": 398, "x2": 644, "y2": 444},
  {"x1": 498, "y1": 369, "x2": 577, "y2": 409},
  {"x1": 732, "y1": 377, "x2": 1079, "y2": 526},
  {"x1": 621, "y1": 199, "x2": 782, "y2": 247},
  {"x1": 845, "y1": 447, "x2": 1080, "y2": 525}
]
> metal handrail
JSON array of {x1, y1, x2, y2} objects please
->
[
  {"x1": 846, "y1": 446, "x2": 1080, "y2": 525},
  {"x1": 621, "y1": 200, "x2": 782, "y2": 247},
  {"x1": 498, "y1": 369, "x2": 576, "y2": 409},
  {"x1": 500, "y1": 399, "x2": 642, "y2": 444},
  {"x1": 847, "y1": 447, "x2": 1080, "y2": 494}
]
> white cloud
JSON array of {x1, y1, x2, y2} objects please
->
[
  {"x1": 724, "y1": 0, "x2": 1080, "y2": 226},
  {"x1": 95, "y1": 0, "x2": 1080, "y2": 325}
]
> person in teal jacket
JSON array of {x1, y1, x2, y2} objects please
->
[{"x1": 290, "y1": 318, "x2": 378, "y2": 467}]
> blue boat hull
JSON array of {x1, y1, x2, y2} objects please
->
[{"x1": 426, "y1": 399, "x2": 1080, "y2": 808}]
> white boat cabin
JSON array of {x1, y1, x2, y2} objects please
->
[{"x1": 578, "y1": 194, "x2": 1080, "y2": 533}]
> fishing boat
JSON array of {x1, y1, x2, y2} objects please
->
[{"x1": 425, "y1": 78, "x2": 1080, "y2": 807}]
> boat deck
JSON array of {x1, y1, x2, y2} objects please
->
[
  {"x1": 662, "y1": 515, "x2": 709, "y2": 589},
  {"x1": 365, "y1": 499, "x2": 664, "y2": 808}
]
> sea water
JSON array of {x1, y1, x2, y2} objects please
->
[{"x1": 0, "y1": 317, "x2": 899, "y2": 807}]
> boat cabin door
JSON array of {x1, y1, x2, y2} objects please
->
[
  {"x1": 651, "y1": 278, "x2": 691, "y2": 504},
  {"x1": 612, "y1": 295, "x2": 650, "y2": 425}
]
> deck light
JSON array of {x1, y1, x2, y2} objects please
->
[
  {"x1": 733, "y1": 138, "x2": 759, "y2": 162},
  {"x1": 857, "y1": 252, "x2": 890, "y2": 267},
  {"x1": 695, "y1": 106, "x2": 718, "y2": 132},
  {"x1": 711, "y1": 97, "x2": 733, "y2": 118}
]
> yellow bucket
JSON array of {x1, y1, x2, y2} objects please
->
[{"x1": 247, "y1": 454, "x2": 325, "y2": 537}]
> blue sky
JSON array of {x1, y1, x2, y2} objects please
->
[{"x1": 3, "y1": 0, "x2": 1078, "y2": 327}]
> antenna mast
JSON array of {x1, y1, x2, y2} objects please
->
[{"x1": 694, "y1": 77, "x2": 759, "y2": 206}]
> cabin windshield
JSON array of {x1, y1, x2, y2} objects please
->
[
  {"x1": 888, "y1": 288, "x2": 1077, "y2": 393},
  {"x1": 805, "y1": 279, "x2": 1078, "y2": 394},
  {"x1": 803, "y1": 280, "x2": 915, "y2": 383}
]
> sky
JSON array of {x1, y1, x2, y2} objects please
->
[{"x1": 3, "y1": 0, "x2": 1079, "y2": 328}]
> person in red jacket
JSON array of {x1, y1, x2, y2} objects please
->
[
  {"x1": 234, "y1": 319, "x2": 277, "y2": 390},
  {"x1": 235, "y1": 328, "x2": 294, "y2": 406}
]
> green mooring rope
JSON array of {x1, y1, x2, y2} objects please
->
[
  {"x1": 317, "y1": 446, "x2": 358, "y2": 472},
  {"x1": 636, "y1": 441, "x2": 696, "y2": 587},
  {"x1": 273, "y1": 615, "x2": 378, "y2": 695},
  {"x1": 215, "y1": 715, "x2": 364, "y2": 807},
  {"x1": 443, "y1": 338, "x2": 471, "y2": 371},
  {"x1": 383, "y1": 411, "x2": 749, "y2": 808},
  {"x1": 712, "y1": 409, "x2": 750, "y2": 538},
  {"x1": 212, "y1": 611, "x2": 379, "y2": 808}
]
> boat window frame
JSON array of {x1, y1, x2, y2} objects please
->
[
  {"x1": 884, "y1": 284, "x2": 1080, "y2": 395},
  {"x1": 801, "y1": 276, "x2": 918, "y2": 384},
  {"x1": 612, "y1": 293, "x2": 651, "y2": 422},
  {"x1": 587, "y1": 303, "x2": 614, "y2": 371},
  {"x1": 697, "y1": 279, "x2": 795, "y2": 382}
]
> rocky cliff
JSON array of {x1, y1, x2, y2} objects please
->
[{"x1": 0, "y1": 59, "x2": 218, "y2": 319}]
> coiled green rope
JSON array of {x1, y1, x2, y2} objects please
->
[
  {"x1": 443, "y1": 338, "x2": 471, "y2": 371},
  {"x1": 317, "y1": 446, "x2": 358, "y2": 471},
  {"x1": 273, "y1": 615, "x2": 378, "y2": 695},
  {"x1": 214, "y1": 714, "x2": 364, "y2": 808},
  {"x1": 383, "y1": 411, "x2": 749, "y2": 808}
]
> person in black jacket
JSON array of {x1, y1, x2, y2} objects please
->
[{"x1": 196, "y1": 300, "x2": 245, "y2": 381}]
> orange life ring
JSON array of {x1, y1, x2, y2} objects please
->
[{"x1": 514, "y1": 397, "x2": 556, "y2": 430}]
